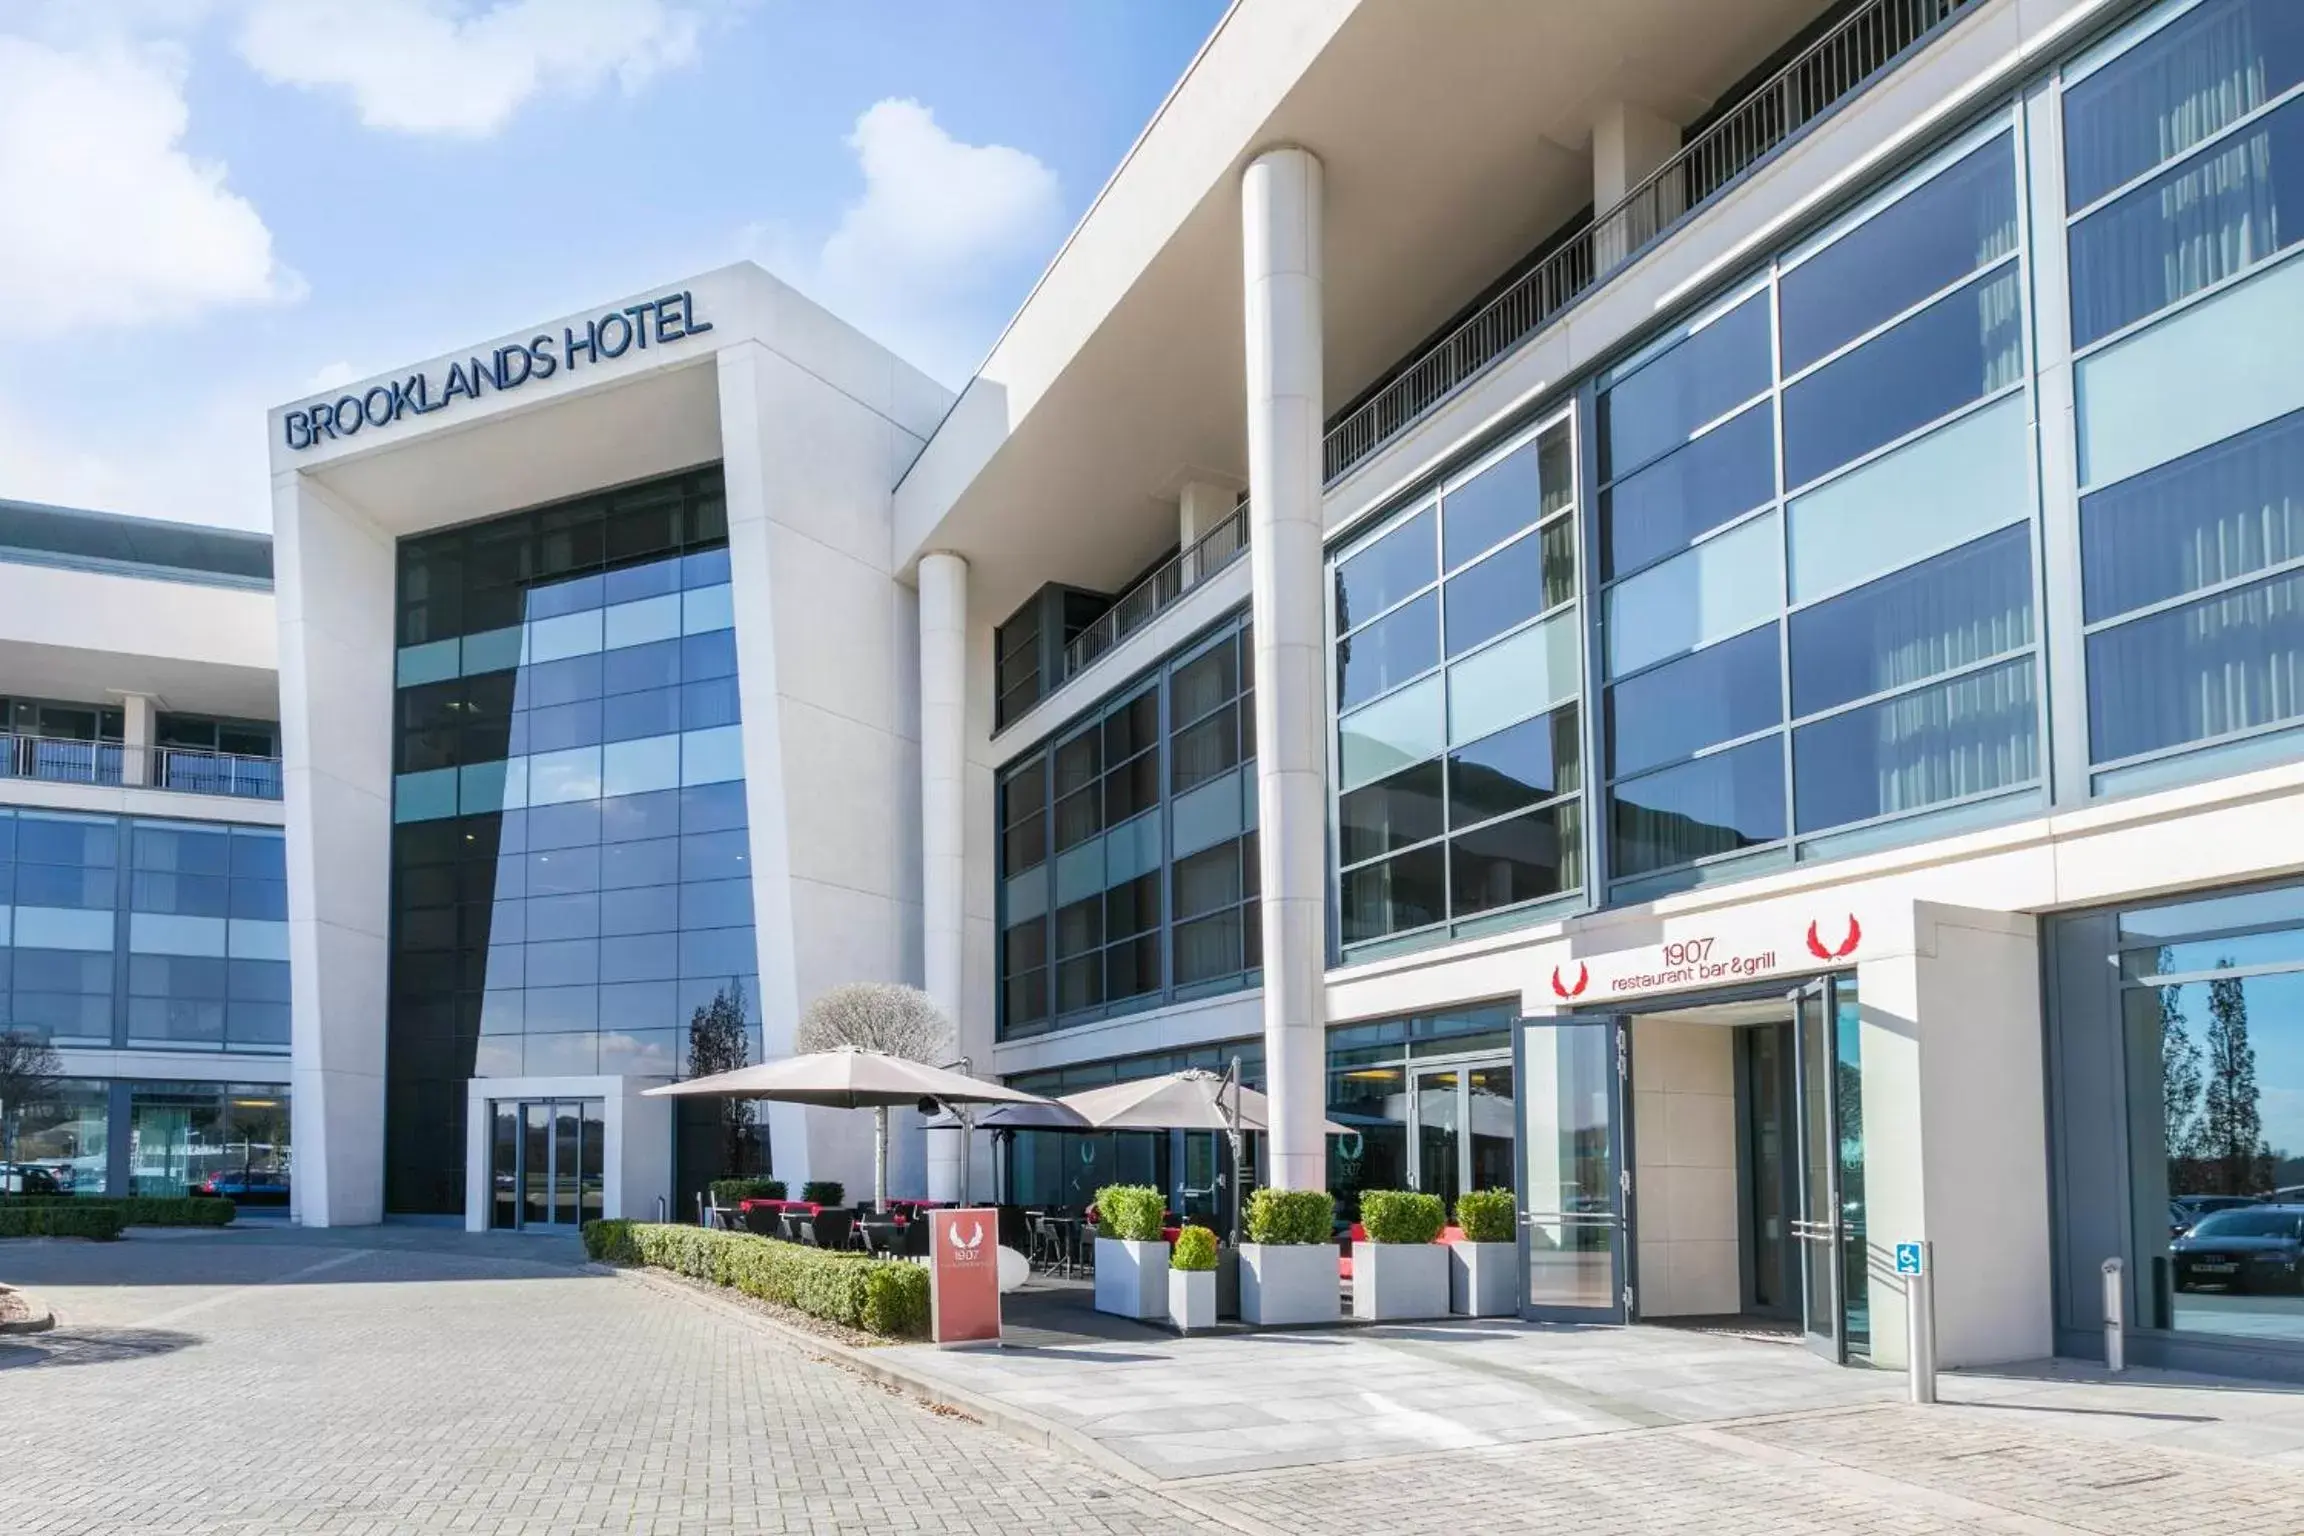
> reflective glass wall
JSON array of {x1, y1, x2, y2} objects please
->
[
  {"x1": 1005, "y1": 1039, "x2": 1263, "y2": 1217},
  {"x1": 996, "y1": 611, "x2": 1260, "y2": 1040},
  {"x1": 386, "y1": 468, "x2": 764, "y2": 1216}
]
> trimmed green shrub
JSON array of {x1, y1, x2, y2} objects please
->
[
  {"x1": 799, "y1": 1181, "x2": 845, "y2": 1206},
  {"x1": 580, "y1": 1220, "x2": 929, "y2": 1338},
  {"x1": 0, "y1": 1203, "x2": 124, "y2": 1240},
  {"x1": 0, "y1": 1196, "x2": 234, "y2": 1228},
  {"x1": 1359, "y1": 1190, "x2": 1444, "y2": 1244},
  {"x1": 708, "y1": 1178, "x2": 787, "y2": 1205},
  {"x1": 1245, "y1": 1187, "x2": 1334, "y2": 1246},
  {"x1": 1456, "y1": 1188, "x2": 1516, "y2": 1244},
  {"x1": 1169, "y1": 1224, "x2": 1218, "y2": 1271},
  {"x1": 1095, "y1": 1184, "x2": 1166, "y2": 1242}
]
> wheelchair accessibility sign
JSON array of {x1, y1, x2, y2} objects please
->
[{"x1": 1895, "y1": 1242, "x2": 1925, "y2": 1276}]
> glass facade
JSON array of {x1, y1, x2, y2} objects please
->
[
  {"x1": 386, "y1": 468, "x2": 764, "y2": 1216},
  {"x1": 996, "y1": 611, "x2": 1260, "y2": 1040},
  {"x1": 5, "y1": 1078, "x2": 289, "y2": 1204},
  {"x1": 1332, "y1": 415, "x2": 1584, "y2": 954},
  {"x1": 1004, "y1": 1039, "x2": 1263, "y2": 1218},
  {"x1": 0, "y1": 809, "x2": 289, "y2": 1053},
  {"x1": 1325, "y1": 1001, "x2": 1517, "y2": 1221}
]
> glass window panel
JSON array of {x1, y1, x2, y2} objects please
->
[
  {"x1": 1450, "y1": 799, "x2": 1581, "y2": 915},
  {"x1": 683, "y1": 547, "x2": 732, "y2": 588},
  {"x1": 678, "y1": 780, "x2": 748, "y2": 833},
  {"x1": 229, "y1": 878, "x2": 289, "y2": 922},
  {"x1": 680, "y1": 878, "x2": 753, "y2": 930},
  {"x1": 527, "y1": 892, "x2": 600, "y2": 942},
  {"x1": 1105, "y1": 870, "x2": 1161, "y2": 939},
  {"x1": 1103, "y1": 810, "x2": 1161, "y2": 885},
  {"x1": 2082, "y1": 402, "x2": 2304, "y2": 622},
  {"x1": 1173, "y1": 910, "x2": 1245, "y2": 986},
  {"x1": 526, "y1": 938, "x2": 599, "y2": 988},
  {"x1": 1787, "y1": 394, "x2": 2032, "y2": 603},
  {"x1": 1340, "y1": 843, "x2": 1447, "y2": 944},
  {"x1": 1170, "y1": 770, "x2": 1243, "y2": 858},
  {"x1": 15, "y1": 906, "x2": 115, "y2": 950},
  {"x1": 1608, "y1": 624, "x2": 1782, "y2": 778},
  {"x1": 678, "y1": 829, "x2": 750, "y2": 883},
  {"x1": 603, "y1": 592, "x2": 682, "y2": 651},
  {"x1": 1606, "y1": 510, "x2": 1781, "y2": 677},
  {"x1": 1442, "y1": 439, "x2": 1546, "y2": 569},
  {"x1": 519, "y1": 652, "x2": 603, "y2": 708},
  {"x1": 1055, "y1": 952, "x2": 1102, "y2": 1014},
  {"x1": 1334, "y1": 506, "x2": 1435, "y2": 635},
  {"x1": 1450, "y1": 705, "x2": 1579, "y2": 828},
  {"x1": 679, "y1": 676, "x2": 742, "y2": 732},
  {"x1": 680, "y1": 628, "x2": 738, "y2": 682},
  {"x1": 231, "y1": 831, "x2": 286, "y2": 880},
  {"x1": 1791, "y1": 524, "x2": 2034, "y2": 717},
  {"x1": 1174, "y1": 841, "x2": 1244, "y2": 921},
  {"x1": 525, "y1": 1031, "x2": 599, "y2": 1075},
  {"x1": 1783, "y1": 265, "x2": 2024, "y2": 488},
  {"x1": 459, "y1": 626, "x2": 523, "y2": 677},
  {"x1": 681, "y1": 584, "x2": 735, "y2": 635},
  {"x1": 1338, "y1": 673, "x2": 1444, "y2": 792},
  {"x1": 680, "y1": 725, "x2": 745, "y2": 786},
  {"x1": 1447, "y1": 607, "x2": 1580, "y2": 746},
  {"x1": 1601, "y1": 289, "x2": 1772, "y2": 480},
  {"x1": 1171, "y1": 638, "x2": 1239, "y2": 726},
  {"x1": 2072, "y1": 94, "x2": 2304, "y2": 346},
  {"x1": 394, "y1": 768, "x2": 460, "y2": 823},
  {"x1": 1609, "y1": 736, "x2": 1786, "y2": 880},
  {"x1": 679, "y1": 926, "x2": 757, "y2": 979},
  {"x1": 1103, "y1": 750, "x2": 1159, "y2": 826},
  {"x1": 2088, "y1": 564, "x2": 2304, "y2": 761},
  {"x1": 397, "y1": 640, "x2": 460, "y2": 688},
  {"x1": 525, "y1": 698, "x2": 601, "y2": 754},
  {"x1": 1601, "y1": 400, "x2": 1774, "y2": 581},
  {"x1": 1103, "y1": 933, "x2": 1161, "y2": 1002},
  {"x1": 227, "y1": 1001, "x2": 291, "y2": 1049},
  {"x1": 527, "y1": 746, "x2": 602, "y2": 806},
  {"x1": 598, "y1": 791, "x2": 679, "y2": 846},
  {"x1": 1338, "y1": 758, "x2": 1444, "y2": 867},
  {"x1": 598, "y1": 883, "x2": 677, "y2": 938},
  {"x1": 1054, "y1": 895, "x2": 1104, "y2": 959},
  {"x1": 128, "y1": 997, "x2": 225, "y2": 1047},
  {"x1": 1782, "y1": 132, "x2": 2019, "y2": 373},
  {"x1": 1338, "y1": 591, "x2": 1439, "y2": 710},
  {"x1": 2078, "y1": 250, "x2": 2304, "y2": 488},
  {"x1": 527, "y1": 844, "x2": 600, "y2": 896},
  {"x1": 133, "y1": 824, "x2": 230, "y2": 874},
  {"x1": 526, "y1": 608, "x2": 603, "y2": 664},
  {"x1": 1053, "y1": 729, "x2": 1101, "y2": 795},
  {"x1": 1171, "y1": 703, "x2": 1239, "y2": 792},
  {"x1": 599, "y1": 933, "x2": 677, "y2": 984},
  {"x1": 2063, "y1": 0, "x2": 2304, "y2": 210},
  {"x1": 1444, "y1": 520, "x2": 1575, "y2": 657},
  {"x1": 602, "y1": 733, "x2": 681, "y2": 799},
  {"x1": 1792, "y1": 657, "x2": 2038, "y2": 833},
  {"x1": 12, "y1": 864, "x2": 114, "y2": 910},
  {"x1": 16, "y1": 814, "x2": 116, "y2": 867},
  {"x1": 603, "y1": 687, "x2": 680, "y2": 743},
  {"x1": 603, "y1": 637, "x2": 682, "y2": 696}
]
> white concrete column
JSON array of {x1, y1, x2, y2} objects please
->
[
  {"x1": 1178, "y1": 481, "x2": 1234, "y2": 550},
  {"x1": 918, "y1": 550, "x2": 969, "y2": 1202},
  {"x1": 1592, "y1": 100, "x2": 1683, "y2": 271},
  {"x1": 114, "y1": 692, "x2": 156, "y2": 788},
  {"x1": 1242, "y1": 146, "x2": 1329, "y2": 1193}
]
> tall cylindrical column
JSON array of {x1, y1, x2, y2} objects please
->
[
  {"x1": 1242, "y1": 146, "x2": 1328, "y2": 1193},
  {"x1": 918, "y1": 550, "x2": 970, "y2": 1201}
]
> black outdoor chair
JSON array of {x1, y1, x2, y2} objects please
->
[
  {"x1": 856, "y1": 1218, "x2": 900, "y2": 1257},
  {"x1": 996, "y1": 1204, "x2": 1029, "y2": 1253},
  {"x1": 741, "y1": 1206, "x2": 781, "y2": 1238},
  {"x1": 900, "y1": 1217, "x2": 932, "y2": 1259},
  {"x1": 810, "y1": 1209, "x2": 854, "y2": 1251}
]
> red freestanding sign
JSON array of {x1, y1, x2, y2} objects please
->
[{"x1": 928, "y1": 1206, "x2": 1002, "y2": 1346}]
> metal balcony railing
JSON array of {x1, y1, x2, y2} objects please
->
[
  {"x1": 1059, "y1": 502, "x2": 1249, "y2": 684},
  {"x1": 1321, "y1": 0, "x2": 1976, "y2": 484},
  {"x1": 0, "y1": 735, "x2": 284, "y2": 801}
]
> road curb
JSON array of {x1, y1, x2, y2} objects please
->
[{"x1": 590, "y1": 1261, "x2": 1288, "y2": 1535}]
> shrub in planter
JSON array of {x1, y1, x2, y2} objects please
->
[
  {"x1": 1358, "y1": 1190, "x2": 1445, "y2": 1245},
  {"x1": 1092, "y1": 1184, "x2": 1168, "y2": 1319},
  {"x1": 579, "y1": 1220, "x2": 929, "y2": 1337},
  {"x1": 1451, "y1": 1188, "x2": 1519, "y2": 1318},
  {"x1": 1167, "y1": 1224, "x2": 1218, "y2": 1333},
  {"x1": 798, "y1": 1181, "x2": 845, "y2": 1206},
  {"x1": 710, "y1": 1179, "x2": 787, "y2": 1205},
  {"x1": 1240, "y1": 1188, "x2": 1337, "y2": 1326},
  {"x1": 1170, "y1": 1225, "x2": 1217, "y2": 1270},
  {"x1": 0, "y1": 1196, "x2": 234, "y2": 1228},
  {"x1": 0, "y1": 1203, "x2": 124, "y2": 1240}
]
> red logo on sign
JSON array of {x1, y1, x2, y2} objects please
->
[
  {"x1": 1550, "y1": 962, "x2": 1589, "y2": 999},
  {"x1": 1806, "y1": 915, "x2": 1861, "y2": 961},
  {"x1": 928, "y1": 1207, "x2": 1001, "y2": 1347}
]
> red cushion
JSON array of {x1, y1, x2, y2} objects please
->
[
  {"x1": 1339, "y1": 1255, "x2": 1354, "y2": 1280},
  {"x1": 1348, "y1": 1222, "x2": 1367, "y2": 1243},
  {"x1": 1161, "y1": 1226, "x2": 1182, "y2": 1245},
  {"x1": 1440, "y1": 1225, "x2": 1466, "y2": 1245}
]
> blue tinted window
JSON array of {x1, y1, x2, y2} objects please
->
[
  {"x1": 1338, "y1": 760, "x2": 1443, "y2": 867},
  {"x1": 1337, "y1": 591, "x2": 1438, "y2": 710},
  {"x1": 17, "y1": 815, "x2": 116, "y2": 866},
  {"x1": 680, "y1": 677, "x2": 742, "y2": 731},
  {"x1": 1609, "y1": 736, "x2": 1784, "y2": 880},
  {"x1": 1444, "y1": 522, "x2": 1573, "y2": 657},
  {"x1": 2088, "y1": 564, "x2": 2304, "y2": 761},
  {"x1": 1450, "y1": 800, "x2": 1578, "y2": 916},
  {"x1": 679, "y1": 780, "x2": 750, "y2": 833},
  {"x1": 526, "y1": 699, "x2": 602, "y2": 753},
  {"x1": 1789, "y1": 525, "x2": 2034, "y2": 717},
  {"x1": 599, "y1": 884, "x2": 678, "y2": 936},
  {"x1": 1608, "y1": 625, "x2": 1782, "y2": 779},
  {"x1": 599, "y1": 837, "x2": 680, "y2": 890},
  {"x1": 603, "y1": 637, "x2": 682, "y2": 696},
  {"x1": 519, "y1": 652, "x2": 602, "y2": 708},
  {"x1": 680, "y1": 628, "x2": 738, "y2": 682},
  {"x1": 1793, "y1": 657, "x2": 2037, "y2": 832},
  {"x1": 1334, "y1": 507, "x2": 1434, "y2": 634},
  {"x1": 603, "y1": 688, "x2": 680, "y2": 742},
  {"x1": 1601, "y1": 400, "x2": 1775, "y2": 579},
  {"x1": 1782, "y1": 265, "x2": 2023, "y2": 487},
  {"x1": 2081, "y1": 404, "x2": 2304, "y2": 623},
  {"x1": 1781, "y1": 133, "x2": 2018, "y2": 373},
  {"x1": 1442, "y1": 432, "x2": 1570, "y2": 568},
  {"x1": 1601, "y1": 291, "x2": 1772, "y2": 479},
  {"x1": 230, "y1": 832, "x2": 285, "y2": 879},
  {"x1": 2071, "y1": 95, "x2": 2304, "y2": 346},
  {"x1": 1449, "y1": 706, "x2": 1578, "y2": 828},
  {"x1": 2063, "y1": 0, "x2": 2304, "y2": 210},
  {"x1": 1340, "y1": 842, "x2": 1447, "y2": 944}
]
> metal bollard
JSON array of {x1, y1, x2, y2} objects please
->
[
  {"x1": 2102, "y1": 1257, "x2": 2125, "y2": 1372},
  {"x1": 1907, "y1": 1240, "x2": 1937, "y2": 1405}
]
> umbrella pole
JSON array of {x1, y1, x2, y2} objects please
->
[
  {"x1": 1223, "y1": 1057, "x2": 1244, "y2": 1249},
  {"x1": 874, "y1": 1105, "x2": 889, "y2": 1214}
]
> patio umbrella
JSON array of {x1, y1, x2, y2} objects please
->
[
  {"x1": 924, "y1": 1099, "x2": 1097, "y2": 1205},
  {"x1": 645, "y1": 1047, "x2": 1051, "y2": 1211}
]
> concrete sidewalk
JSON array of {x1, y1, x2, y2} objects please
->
[{"x1": 882, "y1": 1316, "x2": 2304, "y2": 1483}]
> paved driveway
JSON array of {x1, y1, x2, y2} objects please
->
[{"x1": 0, "y1": 1228, "x2": 1212, "y2": 1536}]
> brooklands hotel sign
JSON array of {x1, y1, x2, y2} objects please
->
[{"x1": 281, "y1": 290, "x2": 712, "y2": 451}]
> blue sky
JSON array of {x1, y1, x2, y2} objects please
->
[{"x1": 0, "y1": 0, "x2": 1225, "y2": 530}]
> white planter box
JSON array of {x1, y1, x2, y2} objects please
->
[
  {"x1": 1353, "y1": 1240, "x2": 1450, "y2": 1321},
  {"x1": 1093, "y1": 1237, "x2": 1168, "y2": 1320},
  {"x1": 1169, "y1": 1266, "x2": 1216, "y2": 1333},
  {"x1": 1239, "y1": 1242, "x2": 1339, "y2": 1327},
  {"x1": 1450, "y1": 1240, "x2": 1519, "y2": 1317}
]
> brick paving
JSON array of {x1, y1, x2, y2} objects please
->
[{"x1": 6, "y1": 1230, "x2": 2302, "y2": 1535}]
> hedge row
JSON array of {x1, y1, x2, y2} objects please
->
[
  {"x1": 0, "y1": 1196, "x2": 236, "y2": 1228},
  {"x1": 584, "y1": 1220, "x2": 928, "y2": 1338},
  {"x1": 0, "y1": 1203, "x2": 124, "y2": 1240}
]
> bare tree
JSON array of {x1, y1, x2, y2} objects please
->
[
  {"x1": 796, "y1": 983, "x2": 953, "y2": 1210},
  {"x1": 688, "y1": 979, "x2": 760, "y2": 1179},
  {"x1": 0, "y1": 1028, "x2": 62, "y2": 1166}
]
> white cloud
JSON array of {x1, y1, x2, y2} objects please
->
[
  {"x1": 0, "y1": 381, "x2": 275, "y2": 531},
  {"x1": 236, "y1": 0, "x2": 709, "y2": 138},
  {"x1": 0, "y1": 35, "x2": 294, "y2": 335},
  {"x1": 303, "y1": 360, "x2": 361, "y2": 393},
  {"x1": 755, "y1": 98, "x2": 1062, "y2": 385}
]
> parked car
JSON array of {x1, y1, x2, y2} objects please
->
[
  {"x1": 2169, "y1": 1193, "x2": 2261, "y2": 1239},
  {"x1": 2171, "y1": 1205, "x2": 2304, "y2": 1293},
  {"x1": 0, "y1": 1163, "x2": 61, "y2": 1195},
  {"x1": 200, "y1": 1169, "x2": 291, "y2": 1205}
]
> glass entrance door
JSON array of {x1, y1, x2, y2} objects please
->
[
  {"x1": 1411, "y1": 1067, "x2": 1463, "y2": 1211},
  {"x1": 1517, "y1": 1018, "x2": 1629, "y2": 1322},
  {"x1": 1788, "y1": 977, "x2": 1867, "y2": 1361},
  {"x1": 490, "y1": 1098, "x2": 605, "y2": 1231}
]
